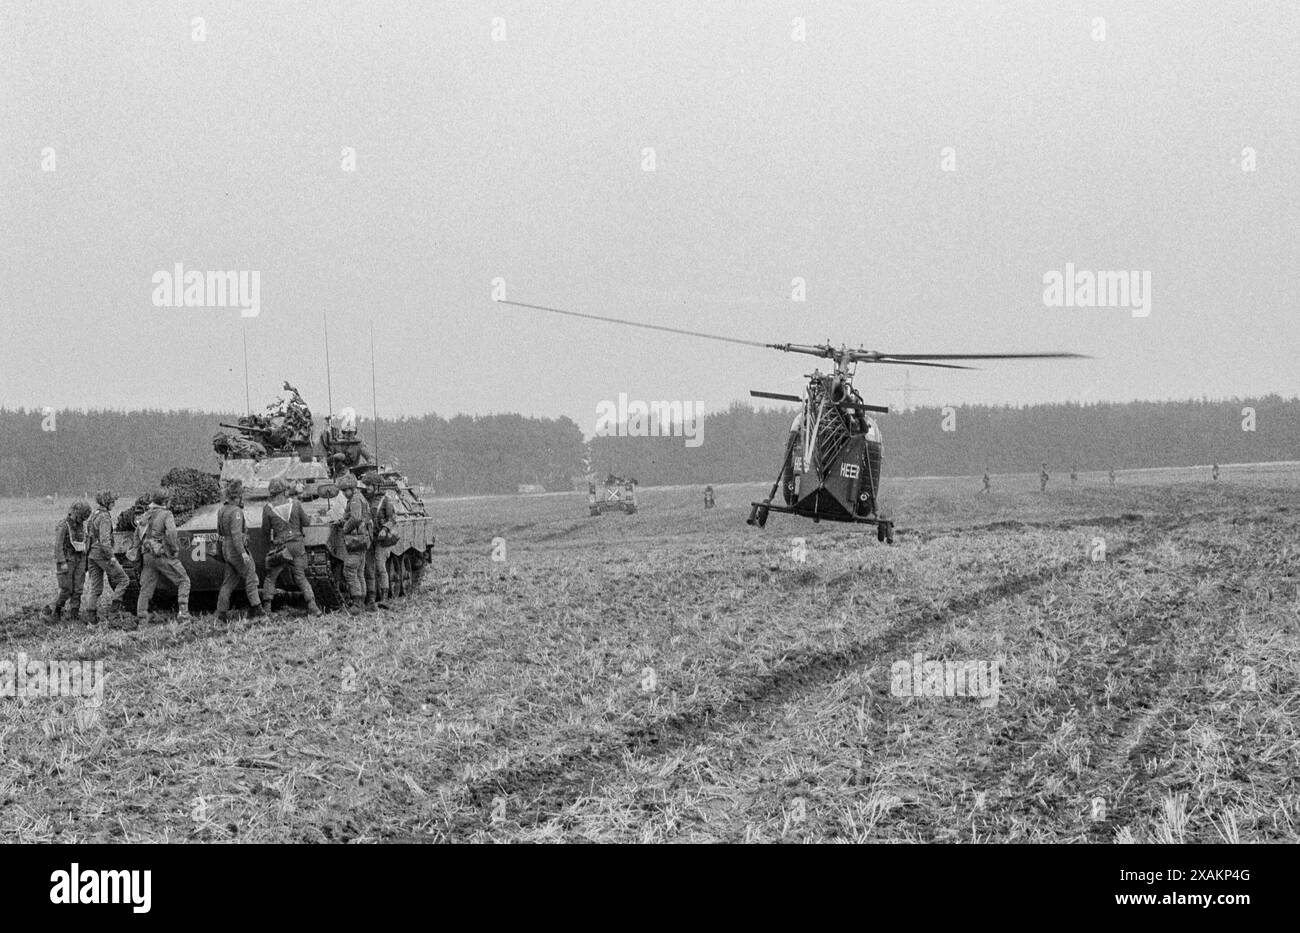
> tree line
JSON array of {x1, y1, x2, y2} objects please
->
[
  {"x1": 0, "y1": 396, "x2": 1294, "y2": 498},
  {"x1": 590, "y1": 395, "x2": 1298, "y2": 486}
]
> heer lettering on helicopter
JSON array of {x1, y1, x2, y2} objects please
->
[{"x1": 840, "y1": 463, "x2": 860, "y2": 479}]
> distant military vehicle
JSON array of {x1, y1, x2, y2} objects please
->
[
  {"x1": 588, "y1": 474, "x2": 637, "y2": 516},
  {"x1": 114, "y1": 385, "x2": 434, "y2": 612}
]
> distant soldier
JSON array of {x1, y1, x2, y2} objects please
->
[
  {"x1": 980, "y1": 470, "x2": 991, "y2": 495},
  {"x1": 362, "y1": 473, "x2": 393, "y2": 609},
  {"x1": 84, "y1": 489, "x2": 130, "y2": 623},
  {"x1": 1070, "y1": 465, "x2": 1078, "y2": 485},
  {"x1": 135, "y1": 488, "x2": 192, "y2": 623},
  {"x1": 1108, "y1": 468, "x2": 1116, "y2": 486},
  {"x1": 261, "y1": 478, "x2": 323, "y2": 617},
  {"x1": 1212, "y1": 463, "x2": 1220, "y2": 482},
  {"x1": 338, "y1": 474, "x2": 375, "y2": 612},
  {"x1": 703, "y1": 485, "x2": 715, "y2": 509},
  {"x1": 215, "y1": 480, "x2": 267, "y2": 621},
  {"x1": 1039, "y1": 463, "x2": 1050, "y2": 493},
  {"x1": 41, "y1": 500, "x2": 91, "y2": 622}
]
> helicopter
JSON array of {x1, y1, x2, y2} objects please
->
[{"x1": 497, "y1": 299, "x2": 1086, "y2": 542}]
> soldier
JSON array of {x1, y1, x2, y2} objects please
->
[
  {"x1": 327, "y1": 428, "x2": 375, "y2": 478},
  {"x1": 1039, "y1": 463, "x2": 1050, "y2": 493},
  {"x1": 261, "y1": 478, "x2": 323, "y2": 617},
  {"x1": 84, "y1": 489, "x2": 130, "y2": 623},
  {"x1": 215, "y1": 479, "x2": 267, "y2": 621},
  {"x1": 41, "y1": 500, "x2": 91, "y2": 622},
  {"x1": 703, "y1": 485, "x2": 715, "y2": 509},
  {"x1": 338, "y1": 473, "x2": 375, "y2": 612},
  {"x1": 1109, "y1": 467, "x2": 1116, "y2": 486},
  {"x1": 1070, "y1": 465, "x2": 1078, "y2": 485},
  {"x1": 1212, "y1": 463, "x2": 1220, "y2": 482},
  {"x1": 135, "y1": 488, "x2": 192, "y2": 623},
  {"x1": 363, "y1": 473, "x2": 394, "y2": 609},
  {"x1": 980, "y1": 469, "x2": 991, "y2": 495}
]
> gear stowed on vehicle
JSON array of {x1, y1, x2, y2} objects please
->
[{"x1": 111, "y1": 385, "x2": 434, "y2": 612}]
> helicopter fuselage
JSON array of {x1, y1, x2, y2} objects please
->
[{"x1": 748, "y1": 372, "x2": 894, "y2": 541}]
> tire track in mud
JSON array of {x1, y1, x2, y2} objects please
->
[
  {"x1": 444, "y1": 512, "x2": 1205, "y2": 833},
  {"x1": 942, "y1": 511, "x2": 1264, "y2": 842},
  {"x1": 939, "y1": 585, "x2": 1185, "y2": 842}
]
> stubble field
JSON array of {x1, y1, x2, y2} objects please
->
[{"x1": 0, "y1": 464, "x2": 1297, "y2": 842}]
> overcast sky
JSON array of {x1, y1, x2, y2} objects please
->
[{"x1": 2, "y1": 1, "x2": 1297, "y2": 434}]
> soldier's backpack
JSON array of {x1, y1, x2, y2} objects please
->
[
  {"x1": 375, "y1": 496, "x2": 399, "y2": 547},
  {"x1": 136, "y1": 508, "x2": 169, "y2": 559},
  {"x1": 343, "y1": 498, "x2": 373, "y2": 552}
]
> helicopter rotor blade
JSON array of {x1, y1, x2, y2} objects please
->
[
  {"x1": 750, "y1": 390, "x2": 803, "y2": 402},
  {"x1": 856, "y1": 351, "x2": 1088, "y2": 363},
  {"x1": 497, "y1": 300, "x2": 1090, "y2": 369},
  {"x1": 497, "y1": 300, "x2": 773, "y2": 350},
  {"x1": 871, "y1": 358, "x2": 976, "y2": 370}
]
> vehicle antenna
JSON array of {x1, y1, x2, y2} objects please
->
[
  {"x1": 323, "y1": 311, "x2": 334, "y2": 418},
  {"x1": 370, "y1": 319, "x2": 379, "y2": 462}
]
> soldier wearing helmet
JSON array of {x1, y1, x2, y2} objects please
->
[
  {"x1": 338, "y1": 472, "x2": 375, "y2": 612},
  {"x1": 261, "y1": 476, "x2": 323, "y2": 617},
  {"x1": 42, "y1": 500, "x2": 92, "y2": 622},
  {"x1": 84, "y1": 489, "x2": 130, "y2": 623},
  {"x1": 135, "y1": 487, "x2": 192, "y2": 624},
  {"x1": 362, "y1": 472, "x2": 393, "y2": 609},
  {"x1": 215, "y1": 479, "x2": 268, "y2": 621}
]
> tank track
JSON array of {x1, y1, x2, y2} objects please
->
[{"x1": 302, "y1": 547, "x2": 431, "y2": 613}]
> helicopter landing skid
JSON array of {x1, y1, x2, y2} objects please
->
[{"x1": 746, "y1": 501, "x2": 895, "y2": 543}]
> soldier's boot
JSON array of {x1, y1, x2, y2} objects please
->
[
  {"x1": 41, "y1": 605, "x2": 59, "y2": 623},
  {"x1": 177, "y1": 608, "x2": 193, "y2": 623},
  {"x1": 363, "y1": 599, "x2": 378, "y2": 613},
  {"x1": 83, "y1": 610, "x2": 99, "y2": 625},
  {"x1": 216, "y1": 610, "x2": 229, "y2": 623},
  {"x1": 306, "y1": 601, "x2": 324, "y2": 618},
  {"x1": 347, "y1": 595, "x2": 365, "y2": 615},
  {"x1": 249, "y1": 603, "x2": 270, "y2": 619}
]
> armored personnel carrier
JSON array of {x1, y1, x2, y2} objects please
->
[
  {"x1": 587, "y1": 474, "x2": 637, "y2": 516},
  {"x1": 114, "y1": 384, "x2": 434, "y2": 612}
]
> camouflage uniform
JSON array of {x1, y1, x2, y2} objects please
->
[
  {"x1": 215, "y1": 488, "x2": 264, "y2": 618},
  {"x1": 136, "y1": 498, "x2": 192, "y2": 621},
  {"x1": 339, "y1": 478, "x2": 374, "y2": 610},
  {"x1": 366, "y1": 482, "x2": 395, "y2": 603},
  {"x1": 261, "y1": 480, "x2": 321, "y2": 615},
  {"x1": 44, "y1": 504, "x2": 90, "y2": 620},
  {"x1": 84, "y1": 496, "x2": 129, "y2": 619}
]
